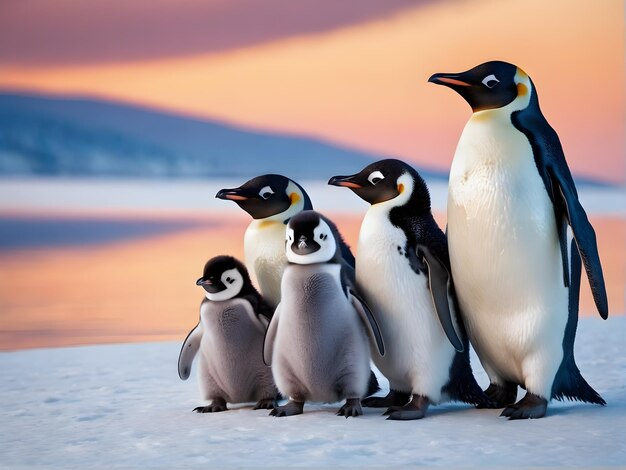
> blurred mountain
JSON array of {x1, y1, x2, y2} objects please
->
[{"x1": 0, "y1": 92, "x2": 449, "y2": 181}]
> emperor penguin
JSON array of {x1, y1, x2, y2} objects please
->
[
  {"x1": 329, "y1": 159, "x2": 491, "y2": 420},
  {"x1": 263, "y1": 210, "x2": 385, "y2": 417},
  {"x1": 216, "y1": 175, "x2": 354, "y2": 309},
  {"x1": 429, "y1": 61, "x2": 608, "y2": 419},
  {"x1": 178, "y1": 255, "x2": 278, "y2": 412}
]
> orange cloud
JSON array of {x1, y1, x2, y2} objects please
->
[{"x1": 0, "y1": 0, "x2": 623, "y2": 182}]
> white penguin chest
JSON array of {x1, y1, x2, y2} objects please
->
[
  {"x1": 356, "y1": 209, "x2": 443, "y2": 375},
  {"x1": 244, "y1": 220, "x2": 287, "y2": 307},
  {"x1": 448, "y1": 116, "x2": 563, "y2": 301},
  {"x1": 447, "y1": 114, "x2": 568, "y2": 379}
]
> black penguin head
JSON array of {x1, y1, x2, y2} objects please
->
[
  {"x1": 216, "y1": 174, "x2": 312, "y2": 221},
  {"x1": 286, "y1": 211, "x2": 338, "y2": 265},
  {"x1": 328, "y1": 159, "x2": 431, "y2": 212},
  {"x1": 196, "y1": 255, "x2": 251, "y2": 301},
  {"x1": 428, "y1": 61, "x2": 528, "y2": 112}
]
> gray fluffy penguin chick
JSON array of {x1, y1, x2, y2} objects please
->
[
  {"x1": 263, "y1": 210, "x2": 385, "y2": 418},
  {"x1": 178, "y1": 255, "x2": 278, "y2": 412}
]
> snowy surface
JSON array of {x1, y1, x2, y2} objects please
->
[
  {"x1": 1, "y1": 177, "x2": 624, "y2": 215},
  {"x1": 1, "y1": 317, "x2": 625, "y2": 468}
]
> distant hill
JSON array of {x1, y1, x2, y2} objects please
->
[{"x1": 0, "y1": 92, "x2": 448, "y2": 181}]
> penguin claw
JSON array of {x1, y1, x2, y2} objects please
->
[
  {"x1": 336, "y1": 398, "x2": 362, "y2": 418},
  {"x1": 254, "y1": 398, "x2": 277, "y2": 410},
  {"x1": 269, "y1": 400, "x2": 304, "y2": 417},
  {"x1": 478, "y1": 382, "x2": 518, "y2": 409},
  {"x1": 500, "y1": 393, "x2": 547, "y2": 420},
  {"x1": 385, "y1": 395, "x2": 430, "y2": 420},
  {"x1": 193, "y1": 404, "x2": 227, "y2": 413}
]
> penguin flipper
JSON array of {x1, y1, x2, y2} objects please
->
[
  {"x1": 178, "y1": 322, "x2": 203, "y2": 380},
  {"x1": 417, "y1": 245, "x2": 464, "y2": 352},
  {"x1": 551, "y1": 171, "x2": 608, "y2": 319},
  {"x1": 263, "y1": 304, "x2": 281, "y2": 366},
  {"x1": 511, "y1": 97, "x2": 608, "y2": 319},
  {"x1": 349, "y1": 289, "x2": 385, "y2": 357}
]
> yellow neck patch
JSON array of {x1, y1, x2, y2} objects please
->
[
  {"x1": 398, "y1": 183, "x2": 404, "y2": 194},
  {"x1": 289, "y1": 192, "x2": 300, "y2": 205},
  {"x1": 517, "y1": 83, "x2": 528, "y2": 97}
]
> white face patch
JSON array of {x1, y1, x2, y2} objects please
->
[
  {"x1": 482, "y1": 74, "x2": 500, "y2": 88},
  {"x1": 258, "y1": 185, "x2": 274, "y2": 200},
  {"x1": 286, "y1": 219, "x2": 337, "y2": 265},
  {"x1": 261, "y1": 181, "x2": 305, "y2": 222},
  {"x1": 368, "y1": 170, "x2": 385, "y2": 185},
  {"x1": 204, "y1": 268, "x2": 244, "y2": 301}
]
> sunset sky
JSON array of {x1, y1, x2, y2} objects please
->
[{"x1": 0, "y1": 0, "x2": 624, "y2": 183}]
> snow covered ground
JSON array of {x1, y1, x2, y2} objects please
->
[{"x1": 2, "y1": 317, "x2": 625, "y2": 468}]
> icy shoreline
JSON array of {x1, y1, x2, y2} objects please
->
[{"x1": 1, "y1": 177, "x2": 624, "y2": 215}]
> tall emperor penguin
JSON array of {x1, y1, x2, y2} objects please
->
[{"x1": 429, "y1": 61, "x2": 608, "y2": 419}]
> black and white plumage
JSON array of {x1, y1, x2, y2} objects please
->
[
  {"x1": 263, "y1": 211, "x2": 385, "y2": 418},
  {"x1": 429, "y1": 60, "x2": 607, "y2": 419},
  {"x1": 329, "y1": 159, "x2": 490, "y2": 420},
  {"x1": 216, "y1": 174, "x2": 354, "y2": 309},
  {"x1": 178, "y1": 256, "x2": 278, "y2": 412}
]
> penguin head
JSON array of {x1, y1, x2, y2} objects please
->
[
  {"x1": 428, "y1": 61, "x2": 531, "y2": 112},
  {"x1": 196, "y1": 255, "x2": 251, "y2": 301},
  {"x1": 328, "y1": 159, "x2": 431, "y2": 212},
  {"x1": 216, "y1": 174, "x2": 312, "y2": 222},
  {"x1": 285, "y1": 211, "x2": 338, "y2": 265}
]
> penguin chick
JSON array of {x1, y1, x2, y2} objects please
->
[
  {"x1": 429, "y1": 61, "x2": 607, "y2": 419},
  {"x1": 178, "y1": 255, "x2": 278, "y2": 412},
  {"x1": 329, "y1": 159, "x2": 491, "y2": 420},
  {"x1": 263, "y1": 210, "x2": 385, "y2": 418}
]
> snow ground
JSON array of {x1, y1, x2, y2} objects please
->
[{"x1": 1, "y1": 317, "x2": 625, "y2": 468}]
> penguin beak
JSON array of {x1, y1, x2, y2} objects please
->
[
  {"x1": 216, "y1": 187, "x2": 250, "y2": 201},
  {"x1": 297, "y1": 235, "x2": 308, "y2": 249},
  {"x1": 428, "y1": 72, "x2": 472, "y2": 88},
  {"x1": 328, "y1": 175, "x2": 363, "y2": 189},
  {"x1": 196, "y1": 277, "x2": 212, "y2": 286}
]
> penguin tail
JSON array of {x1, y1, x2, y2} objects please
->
[
  {"x1": 551, "y1": 358, "x2": 606, "y2": 406},
  {"x1": 365, "y1": 369, "x2": 381, "y2": 398}
]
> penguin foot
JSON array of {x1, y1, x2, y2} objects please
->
[
  {"x1": 500, "y1": 393, "x2": 548, "y2": 420},
  {"x1": 385, "y1": 395, "x2": 430, "y2": 421},
  {"x1": 477, "y1": 382, "x2": 518, "y2": 409},
  {"x1": 336, "y1": 398, "x2": 363, "y2": 418},
  {"x1": 362, "y1": 390, "x2": 411, "y2": 408},
  {"x1": 270, "y1": 400, "x2": 304, "y2": 417},
  {"x1": 193, "y1": 398, "x2": 228, "y2": 413},
  {"x1": 253, "y1": 398, "x2": 277, "y2": 410}
]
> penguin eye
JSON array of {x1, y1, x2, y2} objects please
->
[
  {"x1": 226, "y1": 277, "x2": 234, "y2": 284},
  {"x1": 368, "y1": 171, "x2": 385, "y2": 185},
  {"x1": 319, "y1": 233, "x2": 328, "y2": 241},
  {"x1": 259, "y1": 186, "x2": 274, "y2": 200},
  {"x1": 481, "y1": 74, "x2": 500, "y2": 89}
]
